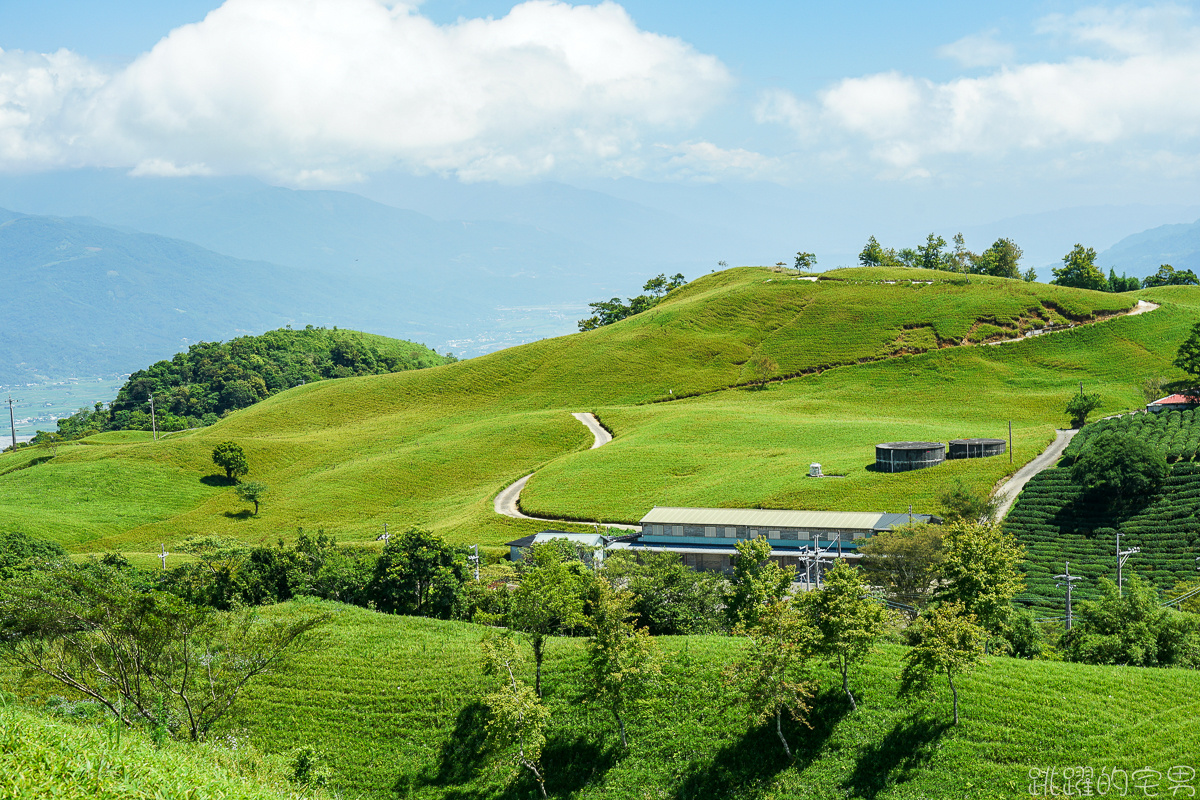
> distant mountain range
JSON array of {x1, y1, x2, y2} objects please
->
[{"x1": 1099, "y1": 218, "x2": 1200, "y2": 279}]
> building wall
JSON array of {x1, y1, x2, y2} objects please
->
[{"x1": 640, "y1": 522, "x2": 870, "y2": 544}]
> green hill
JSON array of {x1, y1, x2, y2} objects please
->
[
  {"x1": 70, "y1": 598, "x2": 1200, "y2": 799},
  {"x1": 0, "y1": 700, "x2": 323, "y2": 800},
  {"x1": 0, "y1": 266, "x2": 1189, "y2": 566}
]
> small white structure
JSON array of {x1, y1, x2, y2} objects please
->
[
  {"x1": 507, "y1": 531, "x2": 608, "y2": 564},
  {"x1": 808, "y1": 463, "x2": 824, "y2": 477}
]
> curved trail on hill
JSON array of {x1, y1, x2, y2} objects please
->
[
  {"x1": 993, "y1": 428, "x2": 1079, "y2": 521},
  {"x1": 493, "y1": 412, "x2": 639, "y2": 531}
]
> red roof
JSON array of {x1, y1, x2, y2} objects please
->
[{"x1": 1150, "y1": 394, "x2": 1200, "y2": 405}]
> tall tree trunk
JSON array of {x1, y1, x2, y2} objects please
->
[
  {"x1": 948, "y1": 671, "x2": 959, "y2": 726},
  {"x1": 775, "y1": 708, "x2": 792, "y2": 760},
  {"x1": 533, "y1": 636, "x2": 544, "y2": 698},
  {"x1": 615, "y1": 708, "x2": 627, "y2": 749},
  {"x1": 523, "y1": 759, "x2": 548, "y2": 798},
  {"x1": 842, "y1": 656, "x2": 857, "y2": 710}
]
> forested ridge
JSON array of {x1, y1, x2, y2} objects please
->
[{"x1": 37, "y1": 327, "x2": 454, "y2": 441}]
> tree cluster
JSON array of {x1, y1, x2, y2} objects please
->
[
  {"x1": 859, "y1": 233, "x2": 1031, "y2": 279},
  {"x1": 1052, "y1": 246, "x2": 1197, "y2": 293},
  {"x1": 577, "y1": 273, "x2": 686, "y2": 332},
  {"x1": 36, "y1": 326, "x2": 454, "y2": 443}
]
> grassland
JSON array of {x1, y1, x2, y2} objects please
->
[
  {"x1": 0, "y1": 267, "x2": 1190, "y2": 564},
  {"x1": 0, "y1": 699, "x2": 324, "y2": 799},
  {"x1": 87, "y1": 599, "x2": 1197, "y2": 799}
]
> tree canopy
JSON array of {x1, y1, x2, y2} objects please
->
[
  {"x1": 1051, "y1": 244, "x2": 1108, "y2": 291},
  {"x1": 1173, "y1": 321, "x2": 1200, "y2": 384},
  {"x1": 1069, "y1": 430, "x2": 1168, "y2": 508},
  {"x1": 577, "y1": 273, "x2": 687, "y2": 332}
]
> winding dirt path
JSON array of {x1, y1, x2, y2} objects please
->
[
  {"x1": 493, "y1": 412, "x2": 639, "y2": 531},
  {"x1": 993, "y1": 428, "x2": 1079, "y2": 521}
]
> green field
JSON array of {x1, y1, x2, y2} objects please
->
[
  {"x1": 130, "y1": 600, "x2": 1200, "y2": 797},
  {"x1": 0, "y1": 267, "x2": 1190, "y2": 566}
]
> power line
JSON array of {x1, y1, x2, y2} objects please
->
[{"x1": 1054, "y1": 562, "x2": 1083, "y2": 631}]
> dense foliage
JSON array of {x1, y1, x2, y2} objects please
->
[
  {"x1": 859, "y1": 232, "x2": 1028, "y2": 278},
  {"x1": 39, "y1": 326, "x2": 454, "y2": 440}
]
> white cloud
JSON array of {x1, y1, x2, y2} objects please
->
[
  {"x1": 656, "y1": 140, "x2": 779, "y2": 181},
  {"x1": 0, "y1": 0, "x2": 732, "y2": 181},
  {"x1": 761, "y1": 4, "x2": 1200, "y2": 177},
  {"x1": 936, "y1": 30, "x2": 1015, "y2": 68}
]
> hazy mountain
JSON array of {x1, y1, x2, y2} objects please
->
[
  {"x1": 1098, "y1": 219, "x2": 1200, "y2": 279},
  {"x1": 0, "y1": 210, "x2": 342, "y2": 383}
]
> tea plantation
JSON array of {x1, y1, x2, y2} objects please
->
[{"x1": 1006, "y1": 409, "x2": 1200, "y2": 608}]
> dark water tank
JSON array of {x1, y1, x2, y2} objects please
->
[
  {"x1": 875, "y1": 441, "x2": 946, "y2": 473},
  {"x1": 948, "y1": 438, "x2": 1007, "y2": 459}
]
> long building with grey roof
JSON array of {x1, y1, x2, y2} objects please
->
[{"x1": 613, "y1": 506, "x2": 940, "y2": 574}]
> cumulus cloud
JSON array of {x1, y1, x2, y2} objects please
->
[
  {"x1": 761, "y1": 4, "x2": 1200, "y2": 176},
  {"x1": 0, "y1": 0, "x2": 732, "y2": 181}
]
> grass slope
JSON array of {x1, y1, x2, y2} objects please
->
[
  {"x1": 0, "y1": 268, "x2": 1186, "y2": 561},
  {"x1": 188, "y1": 600, "x2": 1200, "y2": 799},
  {"x1": 0, "y1": 701, "x2": 322, "y2": 799}
]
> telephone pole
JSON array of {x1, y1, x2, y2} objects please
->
[
  {"x1": 1008, "y1": 420, "x2": 1013, "y2": 464},
  {"x1": 468, "y1": 544, "x2": 480, "y2": 581},
  {"x1": 159, "y1": 544, "x2": 169, "y2": 571},
  {"x1": 7, "y1": 395, "x2": 15, "y2": 451},
  {"x1": 1116, "y1": 533, "x2": 1140, "y2": 597},
  {"x1": 148, "y1": 395, "x2": 158, "y2": 442},
  {"x1": 1055, "y1": 562, "x2": 1082, "y2": 631}
]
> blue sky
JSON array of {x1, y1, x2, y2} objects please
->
[{"x1": 1, "y1": 0, "x2": 1199, "y2": 229}]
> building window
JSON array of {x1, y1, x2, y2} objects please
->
[
  {"x1": 725, "y1": 527, "x2": 736, "y2": 538},
  {"x1": 768, "y1": 530, "x2": 780, "y2": 539},
  {"x1": 749, "y1": 529, "x2": 759, "y2": 539},
  {"x1": 673, "y1": 525, "x2": 683, "y2": 537},
  {"x1": 704, "y1": 526, "x2": 717, "y2": 538},
  {"x1": 779, "y1": 531, "x2": 798, "y2": 541}
]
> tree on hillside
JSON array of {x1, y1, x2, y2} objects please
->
[
  {"x1": 794, "y1": 251, "x2": 817, "y2": 271},
  {"x1": 1173, "y1": 321, "x2": 1200, "y2": 384},
  {"x1": 369, "y1": 528, "x2": 468, "y2": 618},
  {"x1": 971, "y1": 238, "x2": 1023, "y2": 279},
  {"x1": 0, "y1": 531, "x2": 66, "y2": 580},
  {"x1": 585, "y1": 579, "x2": 661, "y2": 748},
  {"x1": 937, "y1": 481, "x2": 997, "y2": 524},
  {"x1": 1051, "y1": 244, "x2": 1107, "y2": 291},
  {"x1": 858, "y1": 236, "x2": 897, "y2": 267},
  {"x1": 725, "y1": 537, "x2": 794, "y2": 628},
  {"x1": 917, "y1": 233, "x2": 949, "y2": 271},
  {"x1": 234, "y1": 481, "x2": 268, "y2": 515},
  {"x1": 1022, "y1": 267, "x2": 1038, "y2": 282},
  {"x1": 577, "y1": 273, "x2": 687, "y2": 331},
  {"x1": 480, "y1": 632, "x2": 551, "y2": 798},
  {"x1": 0, "y1": 562, "x2": 327, "y2": 741},
  {"x1": 1143, "y1": 263, "x2": 1200, "y2": 288},
  {"x1": 211, "y1": 441, "x2": 249, "y2": 481},
  {"x1": 1060, "y1": 576, "x2": 1200, "y2": 668},
  {"x1": 899, "y1": 601, "x2": 986, "y2": 726},
  {"x1": 508, "y1": 542, "x2": 591, "y2": 697},
  {"x1": 726, "y1": 600, "x2": 817, "y2": 759},
  {"x1": 601, "y1": 551, "x2": 726, "y2": 635},
  {"x1": 1065, "y1": 391, "x2": 1102, "y2": 427},
  {"x1": 1107, "y1": 269, "x2": 1141, "y2": 292},
  {"x1": 749, "y1": 353, "x2": 779, "y2": 389},
  {"x1": 858, "y1": 523, "x2": 945, "y2": 609},
  {"x1": 1070, "y1": 430, "x2": 1167, "y2": 508},
  {"x1": 933, "y1": 521, "x2": 1024, "y2": 639},
  {"x1": 800, "y1": 560, "x2": 891, "y2": 709}
]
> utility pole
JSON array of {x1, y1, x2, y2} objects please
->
[
  {"x1": 380, "y1": 523, "x2": 390, "y2": 544},
  {"x1": 1008, "y1": 420, "x2": 1013, "y2": 464},
  {"x1": 7, "y1": 395, "x2": 15, "y2": 451},
  {"x1": 148, "y1": 395, "x2": 158, "y2": 442},
  {"x1": 159, "y1": 543, "x2": 169, "y2": 570},
  {"x1": 468, "y1": 544, "x2": 480, "y2": 581},
  {"x1": 1055, "y1": 562, "x2": 1082, "y2": 631},
  {"x1": 1116, "y1": 533, "x2": 1140, "y2": 597}
]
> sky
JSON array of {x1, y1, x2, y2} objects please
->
[{"x1": 1, "y1": 0, "x2": 1199, "y2": 223}]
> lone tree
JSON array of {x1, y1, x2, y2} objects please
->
[
  {"x1": 899, "y1": 601, "x2": 986, "y2": 726},
  {"x1": 234, "y1": 481, "x2": 268, "y2": 515},
  {"x1": 1052, "y1": 244, "x2": 1107, "y2": 291},
  {"x1": 858, "y1": 523, "x2": 945, "y2": 609},
  {"x1": 481, "y1": 632, "x2": 551, "y2": 798},
  {"x1": 794, "y1": 251, "x2": 817, "y2": 271},
  {"x1": 1065, "y1": 391, "x2": 1102, "y2": 427},
  {"x1": 1070, "y1": 430, "x2": 1167, "y2": 509},
  {"x1": 585, "y1": 579, "x2": 661, "y2": 748},
  {"x1": 801, "y1": 560, "x2": 891, "y2": 709},
  {"x1": 1174, "y1": 321, "x2": 1200, "y2": 385},
  {"x1": 727, "y1": 600, "x2": 817, "y2": 759},
  {"x1": 508, "y1": 542, "x2": 590, "y2": 697},
  {"x1": 933, "y1": 521, "x2": 1025, "y2": 640},
  {"x1": 748, "y1": 354, "x2": 779, "y2": 389},
  {"x1": 211, "y1": 441, "x2": 249, "y2": 481},
  {"x1": 725, "y1": 537, "x2": 793, "y2": 628}
]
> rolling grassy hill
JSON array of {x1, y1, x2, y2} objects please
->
[
  {"x1": 0, "y1": 266, "x2": 1189, "y2": 565},
  {"x1": 88, "y1": 599, "x2": 1200, "y2": 799}
]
